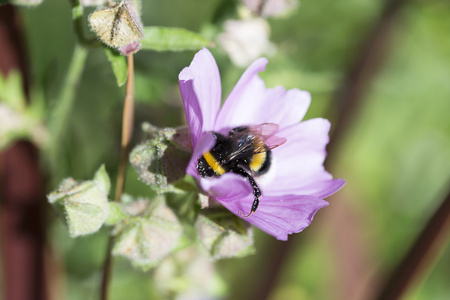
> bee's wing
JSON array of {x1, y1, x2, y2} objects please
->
[
  {"x1": 248, "y1": 123, "x2": 287, "y2": 152},
  {"x1": 226, "y1": 136, "x2": 257, "y2": 161},
  {"x1": 248, "y1": 123, "x2": 279, "y2": 138},
  {"x1": 226, "y1": 123, "x2": 287, "y2": 161},
  {"x1": 264, "y1": 135, "x2": 287, "y2": 151}
]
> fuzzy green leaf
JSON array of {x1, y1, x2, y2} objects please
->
[
  {"x1": 112, "y1": 196, "x2": 183, "y2": 270},
  {"x1": 141, "y1": 27, "x2": 212, "y2": 52},
  {"x1": 94, "y1": 164, "x2": 111, "y2": 194},
  {"x1": 105, "y1": 202, "x2": 127, "y2": 225},
  {"x1": 196, "y1": 214, "x2": 255, "y2": 260},
  {"x1": 47, "y1": 165, "x2": 111, "y2": 237}
]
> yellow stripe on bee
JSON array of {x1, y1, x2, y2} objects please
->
[
  {"x1": 203, "y1": 152, "x2": 226, "y2": 175},
  {"x1": 249, "y1": 152, "x2": 266, "y2": 173}
]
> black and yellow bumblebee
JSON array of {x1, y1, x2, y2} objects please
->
[{"x1": 196, "y1": 123, "x2": 286, "y2": 217}]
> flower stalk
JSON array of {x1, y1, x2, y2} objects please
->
[
  {"x1": 100, "y1": 54, "x2": 135, "y2": 300},
  {"x1": 115, "y1": 54, "x2": 135, "y2": 202}
]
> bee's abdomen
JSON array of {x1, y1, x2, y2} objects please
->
[
  {"x1": 250, "y1": 149, "x2": 271, "y2": 176},
  {"x1": 197, "y1": 153, "x2": 221, "y2": 177},
  {"x1": 197, "y1": 155, "x2": 213, "y2": 177}
]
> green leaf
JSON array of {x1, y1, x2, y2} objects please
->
[
  {"x1": 65, "y1": 200, "x2": 105, "y2": 237},
  {"x1": 94, "y1": 164, "x2": 111, "y2": 195},
  {"x1": 11, "y1": 0, "x2": 43, "y2": 6},
  {"x1": 196, "y1": 214, "x2": 255, "y2": 260},
  {"x1": 0, "y1": 70, "x2": 26, "y2": 110},
  {"x1": 0, "y1": 70, "x2": 49, "y2": 150},
  {"x1": 141, "y1": 27, "x2": 212, "y2": 52},
  {"x1": 105, "y1": 202, "x2": 127, "y2": 225},
  {"x1": 47, "y1": 165, "x2": 111, "y2": 237},
  {"x1": 112, "y1": 196, "x2": 183, "y2": 270},
  {"x1": 104, "y1": 47, "x2": 127, "y2": 87}
]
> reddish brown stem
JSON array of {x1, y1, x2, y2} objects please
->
[
  {"x1": 325, "y1": 0, "x2": 407, "y2": 162},
  {"x1": 374, "y1": 186, "x2": 450, "y2": 300},
  {"x1": 0, "y1": 5, "x2": 47, "y2": 300},
  {"x1": 100, "y1": 54, "x2": 135, "y2": 300}
]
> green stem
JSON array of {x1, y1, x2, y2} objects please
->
[
  {"x1": 48, "y1": 44, "x2": 88, "y2": 177},
  {"x1": 71, "y1": 0, "x2": 101, "y2": 48}
]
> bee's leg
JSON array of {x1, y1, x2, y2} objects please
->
[{"x1": 231, "y1": 167, "x2": 260, "y2": 218}]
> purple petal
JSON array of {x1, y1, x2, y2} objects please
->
[
  {"x1": 218, "y1": 194, "x2": 329, "y2": 241},
  {"x1": 300, "y1": 178, "x2": 346, "y2": 198},
  {"x1": 179, "y1": 49, "x2": 221, "y2": 148},
  {"x1": 260, "y1": 118, "x2": 337, "y2": 196},
  {"x1": 200, "y1": 173, "x2": 253, "y2": 201},
  {"x1": 216, "y1": 58, "x2": 310, "y2": 130}
]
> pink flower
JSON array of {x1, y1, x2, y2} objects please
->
[{"x1": 178, "y1": 49, "x2": 345, "y2": 240}]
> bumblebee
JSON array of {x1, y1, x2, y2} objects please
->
[{"x1": 196, "y1": 123, "x2": 286, "y2": 217}]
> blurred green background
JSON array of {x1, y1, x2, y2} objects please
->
[{"x1": 3, "y1": 0, "x2": 450, "y2": 299}]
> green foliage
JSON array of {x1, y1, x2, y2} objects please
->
[
  {"x1": 12, "y1": 0, "x2": 450, "y2": 299},
  {"x1": 47, "y1": 165, "x2": 111, "y2": 237},
  {"x1": 141, "y1": 26, "x2": 212, "y2": 52},
  {"x1": 112, "y1": 195, "x2": 183, "y2": 270},
  {"x1": 130, "y1": 124, "x2": 191, "y2": 193},
  {"x1": 196, "y1": 214, "x2": 255, "y2": 260},
  {"x1": 104, "y1": 47, "x2": 128, "y2": 86},
  {"x1": 11, "y1": 0, "x2": 43, "y2": 6},
  {"x1": 0, "y1": 70, "x2": 48, "y2": 150}
]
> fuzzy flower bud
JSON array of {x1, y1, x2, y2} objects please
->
[
  {"x1": 89, "y1": 0, "x2": 144, "y2": 55},
  {"x1": 130, "y1": 124, "x2": 191, "y2": 192}
]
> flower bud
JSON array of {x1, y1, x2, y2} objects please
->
[
  {"x1": 89, "y1": 0, "x2": 143, "y2": 54},
  {"x1": 130, "y1": 124, "x2": 191, "y2": 192}
]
